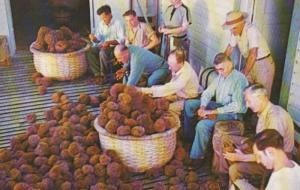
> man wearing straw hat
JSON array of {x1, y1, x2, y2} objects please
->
[
  {"x1": 159, "y1": 0, "x2": 191, "y2": 59},
  {"x1": 223, "y1": 10, "x2": 275, "y2": 97}
]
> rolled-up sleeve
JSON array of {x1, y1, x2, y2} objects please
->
[{"x1": 151, "y1": 74, "x2": 190, "y2": 97}]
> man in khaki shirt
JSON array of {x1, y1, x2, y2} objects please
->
[
  {"x1": 224, "y1": 83, "x2": 294, "y2": 190},
  {"x1": 123, "y1": 10, "x2": 159, "y2": 51}
]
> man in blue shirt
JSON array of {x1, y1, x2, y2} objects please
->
[
  {"x1": 114, "y1": 44, "x2": 170, "y2": 86},
  {"x1": 183, "y1": 53, "x2": 248, "y2": 167}
]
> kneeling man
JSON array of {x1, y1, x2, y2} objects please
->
[{"x1": 140, "y1": 48, "x2": 202, "y2": 115}]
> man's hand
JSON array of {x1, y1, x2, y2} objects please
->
[
  {"x1": 197, "y1": 106, "x2": 206, "y2": 118},
  {"x1": 223, "y1": 149, "x2": 246, "y2": 162},
  {"x1": 101, "y1": 41, "x2": 110, "y2": 50},
  {"x1": 197, "y1": 107, "x2": 217, "y2": 119},
  {"x1": 89, "y1": 34, "x2": 97, "y2": 42},
  {"x1": 158, "y1": 26, "x2": 171, "y2": 35},
  {"x1": 115, "y1": 68, "x2": 127, "y2": 80}
]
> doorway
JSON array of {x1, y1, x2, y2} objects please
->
[{"x1": 10, "y1": 0, "x2": 91, "y2": 51}]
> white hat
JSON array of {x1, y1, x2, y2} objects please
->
[{"x1": 222, "y1": 11, "x2": 248, "y2": 30}]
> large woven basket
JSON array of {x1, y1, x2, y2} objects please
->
[
  {"x1": 94, "y1": 113, "x2": 180, "y2": 173},
  {"x1": 29, "y1": 42, "x2": 90, "y2": 81}
]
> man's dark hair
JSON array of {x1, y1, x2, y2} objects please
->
[
  {"x1": 213, "y1": 53, "x2": 231, "y2": 65},
  {"x1": 254, "y1": 129, "x2": 284, "y2": 151},
  {"x1": 97, "y1": 5, "x2": 111, "y2": 15},
  {"x1": 123, "y1": 9, "x2": 136, "y2": 17}
]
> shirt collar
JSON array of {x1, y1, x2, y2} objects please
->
[
  {"x1": 258, "y1": 101, "x2": 272, "y2": 117},
  {"x1": 101, "y1": 17, "x2": 115, "y2": 27},
  {"x1": 219, "y1": 69, "x2": 235, "y2": 80},
  {"x1": 173, "y1": 61, "x2": 187, "y2": 76}
]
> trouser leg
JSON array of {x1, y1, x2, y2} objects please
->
[
  {"x1": 147, "y1": 63, "x2": 170, "y2": 87},
  {"x1": 183, "y1": 99, "x2": 201, "y2": 142},
  {"x1": 190, "y1": 119, "x2": 216, "y2": 159},
  {"x1": 99, "y1": 47, "x2": 115, "y2": 76},
  {"x1": 248, "y1": 56, "x2": 275, "y2": 97},
  {"x1": 86, "y1": 46, "x2": 100, "y2": 76}
]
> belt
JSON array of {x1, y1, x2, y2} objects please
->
[
  {"x1": 173, "y1": 34, "x2": 187, "y2": 39},
  {"x1": 256, "y1": 54, "x2": 270, "y2": 61}
]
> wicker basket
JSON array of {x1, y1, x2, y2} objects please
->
[
  {"x1": 94, "y1": 113, "x2": 180, "y2": 173},
  {"x1": 29, "y1": 42, "x2": 90, "y2": 81}
]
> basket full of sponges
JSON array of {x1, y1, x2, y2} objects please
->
[
  {"x1": 94, "y1": 84, "x2": 181, "y2": 172},
  {"x1": 29, "y1": 26, "x2": 90, "y2": 81}
]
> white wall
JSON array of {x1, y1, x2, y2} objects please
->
[
  {"x1": 0, "y1": 0, "x2": 15, "y2": 55},
  {"x1": 281, "y1": 0, "x2": 300, "y2": 142},
  {"x1": 253, "y1": 0, "x2": 294, "y2": 103}
]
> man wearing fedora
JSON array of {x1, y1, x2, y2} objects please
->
[{"x1": 223, "y1": 10, "x2": 275, "y2": 97}]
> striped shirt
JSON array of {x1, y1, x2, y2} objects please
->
[
  {"x1": 200, "y1": 70, "x2": 248, "y2": 114},
  {"x1": 163, "y1": 4, "x2": 191, "y2": 37}
]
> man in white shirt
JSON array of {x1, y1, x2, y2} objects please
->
[
  {"x1": 223, "y1": 11, "x2": 275, "y2": 97},
  {"x1": 140, "y1": 48, "x2": 201, "y2": 115},
  {"x1": 123, "y1": 10, "x2": 159, "y2": 51},
  {"x1": 253, "y1": 129, "x2": 300, "y2": 190},
  {"x1": 87, "y1": 5, "x2": 125, "y2": 82}
]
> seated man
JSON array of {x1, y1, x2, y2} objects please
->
[
  {"x1": 123, "y1": 10, "x2": 159, "y2": 51},
  {"x1": 253, "y1": 129, "x2": 300, "y2": 190},
  {"x1": 114, "y1": 44, "x2": 169, "y2": 87},
  {"x1": 224, "y1": 84, "x2": 295, "y2": 190},
  {"x1": 139, "y1": 48, "x2": 202, "y2": 115},
  {"x1": 87, "y1": 5, "x2": 125, "y2": 82},
  {"x1": 183, "y1": 53, "x2": 248, "y2": 167}
]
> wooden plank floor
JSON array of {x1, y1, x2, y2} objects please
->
[
  {"x1": 0, "y1": 51, "x2": 218, "y2": 189},
  {"x1": 0, "y1": 51, "x2": 109, "y2": 149}
]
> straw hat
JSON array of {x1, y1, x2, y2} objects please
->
[{"x1": 222, "y1": 11, "x2": 248, "y2": 30}]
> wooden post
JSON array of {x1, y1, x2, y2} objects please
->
[{"x1": 0, "y1": 35, "x2": 11, "y2": 66}]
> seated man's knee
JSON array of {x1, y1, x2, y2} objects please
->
[
  {"x1": 184, "y1": 100, "x2": 200, "y2": 116},
  {"x1": 196, "y1": 120, "x2": 215, "y2": 134}
]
